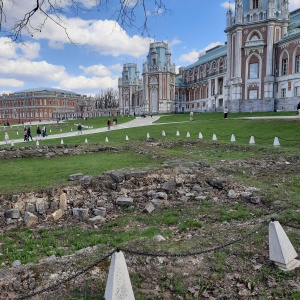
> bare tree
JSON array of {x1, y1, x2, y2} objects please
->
[{"x1": 0, "y1": 0, "x2": 170, "y2": 42}]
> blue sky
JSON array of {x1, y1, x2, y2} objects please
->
[{"x1": 0, "y1": 0, "x2": 299, "y2": 96}]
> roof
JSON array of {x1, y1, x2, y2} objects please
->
[
  {"x1": 14, "y1": 87, "x2": 80, "y2": 95},
  {"x1": 184, "y1": 45, "x2": 227, "y2": 70}
]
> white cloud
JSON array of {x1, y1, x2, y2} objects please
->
[
  {"x1": 0, "y1": 38, "x2": 40, "y2": 60},
  {"x1": 58, "y1": 75, "x2": 118, "y2": 91},
  {"x1": 0, "y1": 59, "x2": 67, "y2": 83},
  {"x1": 19, "y1": 42, "x2": 40, "y2": 59},
  {"x1": 290, "y1": 0, "x2": 299, "y2": 11},
  {"x1": 179, "y1": 42, "x2": 224, "y2": 64},
  {"x1": 221, "y1": 2, "x2": 235, "y2": 11},
  {"x1": 0, "y1": 79, "x2": 24, "y2": 88}
]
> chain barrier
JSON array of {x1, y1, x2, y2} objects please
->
[
  {"x1": 119, "y1": 221, "x2": 268, "y2": 258},
  {"x1": 279, "y1": 221, "x2": 300, "y2": 231},
  {"x1": 16, "y1": 249, "x2": 116, "y2": 300},
  {"x1": 16, "y1": 220, "x2": 269, "y2": 299}
]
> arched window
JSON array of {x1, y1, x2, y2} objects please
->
[
  {"x1": 294, "y1": 47, "x2": 300, "y2": 73},
  {"x1": 281, "y1": 51, "x2": 289, "y2": 76}
]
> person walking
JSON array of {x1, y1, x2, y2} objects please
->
[
  {"x1": 4, "y1": 132, "x2": 9, "y2": 144},
  {"x1": 297, "y1": 102, "x2": 300, "y2": 116},
  {"x1": 224, "y1": 107, "x2": 229, "y2": 119},
  {"x1": 107, "y1": 119, "x2": 111, "y2": 130},
  {"x1": 189, "y1": 111, "x2": 194, "y2": 122},
  {"x1": 27, "y1": 126, "x2": 33, "y2": 141},
  {"x1": 36, "y1": 126, "x2": 42, "y2": 140},
  {"x1": 24, "y1": 128, "x2": 28, "y2": 141},
  {"x1": 77, "y1": 123, "x2": 82, "y2": 134},
  {"x1": 42, "y1": 125, "x2": 47, "y2": 137}
]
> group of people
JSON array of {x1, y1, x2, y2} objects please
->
[
  {"x1": 23, "y1": 126, "x2": 47, "y2": 141},
  {"x1": 107, "y1": 117, "x2": 118, "y2": 130}
]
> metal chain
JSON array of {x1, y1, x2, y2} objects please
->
[
  {"x1": 120, "y1": 221, "x2": 268, "y2": 258},
  {"x1": 16, "y1": 250, "x2": 116, "y2": 300},
  {"x1": 16, "y1": 220, "x2": 270, "y2": 299}
]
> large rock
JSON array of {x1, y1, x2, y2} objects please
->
[
  {"x1": 88, "y1": 216, "x2": 105, "y2": 226},
  {"x1": 110, "y1": 172, "x2": 125, "y2": 183},
  {"x1": 116, "y1": 197, "x2": 133, "y2": 206},
  {"x1": 72, "y1": 208, "x2": 89, "y2": 220},
  {"x1": 4, "y1": 209, "x2": 20, "y2": 219},
  {"x1": 49, "y1": 209, "x2": 63, "y2": 221},
  {"x1": 161, "y1": 180, "x2": 176, "y2": 193},
  {"x1": 206, "y1": 178, "x2": 227, "y2": 190},
  {"x1": 79, "y1": 176, "x2": 93, "y2": 185},
  {"x1": 68, "y1": 173, "x2": 83, "y2": 181},
  {"x1": 11, "y1": 195, "x2": 19, "y2": 202},
  {"x1": 60, "y1": 193, "x2": 67, "y2": 210},
  {"x1": 94, "y1": 208, "x2": 106, "y2": 217},
  {"x1": 25, "y1": 203, "x2": 36, "y2": 214},
  {"x1": 24, "y1": 212, "x2": 38, "y2": 227},
  {"x1": 152, "y1": 192, "x2": 168, "y2": 200},
  {"x1": 36, "y1": 199, "x2": 47, "y2": 215},
  {"x1": 143, "y1": 202, "x2": 155, "y2": 213}
]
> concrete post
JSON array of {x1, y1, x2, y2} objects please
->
[
  {"x1": 105, "y1": 251, "x2": 135, "y2": 300},
  {"x1": 269, "y1": 220, "x2": 300, "y2": 271}
]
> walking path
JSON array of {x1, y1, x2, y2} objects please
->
[{"x1": 0, "y1": 116, "x2": 161, "y2": 146}]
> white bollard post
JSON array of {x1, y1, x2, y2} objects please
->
[
  {"x1": 147, "y1": 133, "x2": 150, "y2": 139},
  {"x1": 186, "y1": 132, "x2": 190, "y2": 138},
  {"x1": 105, "y1": 251, "x2": 135, "y2": 300},
  {"x1": 162, "y1": 130, "x2": 166, "y2": 137},
  {"x1": 198, "y1": 132, "x2": 203, "y2": 139},
  {"x1": 36, "y1": 140, "x2": 39, "y2": 146},
  {"x1": 61, "y1": 139, "x2": 64, "y2": 145},
  {"x1": 105, "y1": 137, "x2": 109, "y2": 142},
  {"x1": 231, "y1": 134, "x2": 236, "y2": 142},
  {"x1": 11, "y1": 141, "x2": 14, "y2": 146},
  {"x1": 273, "y1": 137, "x2": 280, "y2": 147},
  {"x1": 249, "y1": 136, "x2": 255, "y2": 144},
  {"x1": 126, "y1": 135, "x2": 129, "y2": 141},
  {"x1": 17, "y1": 131, "x2": 19, "y2": 135},
  {"x1": 176, "y1": 130, "x2": 180, "y2": 136},
  {"x1": 50, "y1": 129, "x2": 52, "y2": 133},
  {"x1": 71, "y1": 128, "x2": 73, "y2": 132},
  {"x1": 269, "y1": 220, "x2": 300, "y2": 271},
  {"x1": 212, "y1": 134, "x2": 217, "y2": 141},
  {"x1": 60, "y1": 128, "x2": 62, "y2": 132},
  {"x1": 85, "y1": 138, "x2": 88, "y2": 143}
]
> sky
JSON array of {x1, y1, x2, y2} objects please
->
[{"x1": 0, "y1": 0, "x2": 299, "y2": 96}]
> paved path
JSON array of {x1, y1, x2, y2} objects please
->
[{"x1": 0, "y1": 116, "x2": 161, "y2": 146}]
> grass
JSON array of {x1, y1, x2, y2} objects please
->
[
  {"x1": 1, "y1": 112, "x2": 300, "y2": 299},
  {"x1": 0, "y1": 150, "x2": 162, "y2": 194}
]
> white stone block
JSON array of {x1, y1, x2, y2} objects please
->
[
  {"x1": 249, "y1": 136, "x2": 255, "y2": 144},
  {"x1": 105, "y1": 251, "x2": 135, "y2": 300},
  {"x1": 269, "y1": 221, "x2": 300, "y2": 271},
  {"x1": 273, "y1": 137, "x2": 280, "y2": 147},
  {"x1": 231, "y1": 134, "x2": 236, "y2": 142},
  {"x1": 198, "y1": 132, "x2": 203, "y2": 139},
  {"x1": 212, "y1": 134, "x2": 217, "y2": 141}
]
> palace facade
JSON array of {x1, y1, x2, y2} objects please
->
[
  {"x1": 0, "y1": 87, "x2": 96, "y2": 124},
  {"x1": 119, "y1": 0, "x2": 300, "y2": 114}
]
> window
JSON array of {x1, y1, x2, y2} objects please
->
[
  {"x1": 249, "y1": 90, "x2": 258, "y2": 99},
  {"x1": 253, "y1": 0, "x2": 259, "y2": 9},
  {"x1": 282, "y1": 58, "x2": 288, "y2": 75},
  {"x1": 296, "y1": 56, "x2": 300, "y2": 73},
  {"x1": 295, "y1": 86, "x2": 300, "y2": 96},
  {"x1": 281, "y1": 88, "x2": 286, "y2": 98},
  {"x1": 249, "y1": 63, "x2": 259, "y2": 79}
]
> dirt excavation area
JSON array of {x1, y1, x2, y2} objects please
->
[{"x1": 0, "y1": 143, "x2": 300, "y2": 299}]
